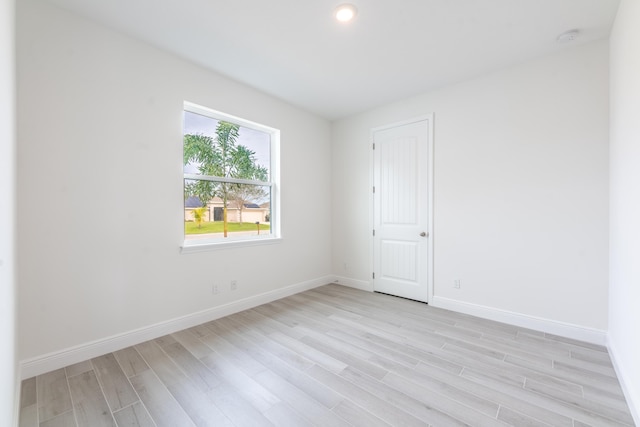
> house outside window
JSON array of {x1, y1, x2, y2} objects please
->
[{"x1": 182, "y1": 102, "x2": 279, "y2": 251}]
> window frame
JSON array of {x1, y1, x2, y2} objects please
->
[{"x1": 181, "y1": 101, "x2": 281, "y2": 253}]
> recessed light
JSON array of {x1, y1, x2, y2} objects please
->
[
  {"x1": 557, "y1": 29, "x2": 580, "y2": 43},
  {"x1": 335, "y1": 4, "x2": 357, "y2": 22}
]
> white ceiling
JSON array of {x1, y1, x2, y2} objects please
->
[{"x1": 44, "y1": 0, "x2": 620, "y2": 120}]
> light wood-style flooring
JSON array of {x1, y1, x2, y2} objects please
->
[{"x1": 19, "y1": 284, "x2": 635, "y2": 427}]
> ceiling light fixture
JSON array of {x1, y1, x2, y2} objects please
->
[
  {"x1": 335, "y1": 4, "x2": 357, "y2": 22},
  {"x1": 556, "y1": 29, "x2": 580, "y2": 43}
]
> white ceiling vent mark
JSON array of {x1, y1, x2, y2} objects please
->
[{"x1": 557, "y1": 29, "x2": 580, "y2": 43}]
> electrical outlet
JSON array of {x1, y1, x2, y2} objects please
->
[
  {"x1": 453, "y1": 279, "x2": 461, "y2": 289},
  {"x1": 212, "y1": 284, "x2": 220, "y2": 294},
  {"x1": 230, "y1": 280, "x2": 238, "y2": 291}
]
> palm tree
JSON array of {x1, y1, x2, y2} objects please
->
[
  {"x1": 184, "y1": 121, "x2": 265, "y2": 237},
  {"x1": 191, "y1": 207, "x2": 207, "y2": 228}
]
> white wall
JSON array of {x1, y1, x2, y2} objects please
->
[
  {"x1": 1, "y1": 0, "x2": 17, "y2": 423},
  {"x1": 17, "y1": 0, "x2": 331, "y2": 364},
  {"x1": 332, "y1": 41, "x2": 609, "y2": 335},
  {"x1": 609, "y1": 0, "x2": 640, "y2": 422}
]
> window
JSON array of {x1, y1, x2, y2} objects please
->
[{"x1": 182, "y1": 102, "x2": 279, "y2": 251}]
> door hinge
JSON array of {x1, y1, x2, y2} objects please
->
[
  {"x1": 373, "y1": 229, "x2": 375, "y2": 237},
  {"x1": 372, "y1": 142, "x2": 375, "y2": 150},
  {"x1": 372, "y1": 272, "x2": 375, "y2": 279},
  {"x1": 373, "y1": 186, "x2": 375, "y2": 193}
]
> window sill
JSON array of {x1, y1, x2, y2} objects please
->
[{"x1": 180, "y1": 236, "x2": 282, "y2": 254}]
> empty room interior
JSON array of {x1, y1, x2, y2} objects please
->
[{"x1": 1, "y1": 0, "x2": 640, "y2": 425}]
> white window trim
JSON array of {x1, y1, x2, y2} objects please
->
[
  {"x1": 183, "y1": 173, "x2": 271, "y2": 187},
  {"x1": 181, "y1": 102, "x2": 281, "y2": 253},
  {"x1": 180, "y1": 235, "x2": 283, "y2": 254}
]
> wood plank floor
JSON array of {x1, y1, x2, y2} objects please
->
[{"x1": 19, "y1": 284, "x2": 635, "y2": 427}]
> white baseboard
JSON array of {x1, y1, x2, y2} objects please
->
[
  {"x1": 608, "y1": 339, "x2": 640, "y2": 426},
  {"x1": 332, "y1": 276, "x2": 373, "y2": 292},
  {"x1": 20, "y1": 276, "x2": 333, "y2": 379},
  {"x1": 13, "y1": 366, "x2": 21, "y2": 427},
  {"x1": 331, "y1": 281, "x2": 607, "y2": 345},
  {"x1": 430, "y1": 296, "x2": 607, "y2": 345}
]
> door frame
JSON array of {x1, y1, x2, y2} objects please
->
[{"x1": 370, "y1": 114, "x2": 434, "y2": 303}]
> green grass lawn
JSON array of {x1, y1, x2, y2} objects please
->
[{"x1": 185, "y1": 221, "x2": 270, "y2": 234}]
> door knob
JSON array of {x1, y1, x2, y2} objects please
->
[{"x1": 420, "y1": 232, "x2": 428, "y2": 237}]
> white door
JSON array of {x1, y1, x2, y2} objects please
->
[{"x1": 372, "y1": 117, "x2": 432, "y2": 302}]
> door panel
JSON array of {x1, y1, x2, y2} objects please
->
[
  {"x1": 380, "y1": 240, "x2": 418, "y2": 281},
  {"x1": 380, "y1": 137, "x2": 417, "y2": 225},
  {"x1": 373, "y1": 118, "x2": 431, "y2": 302}
]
